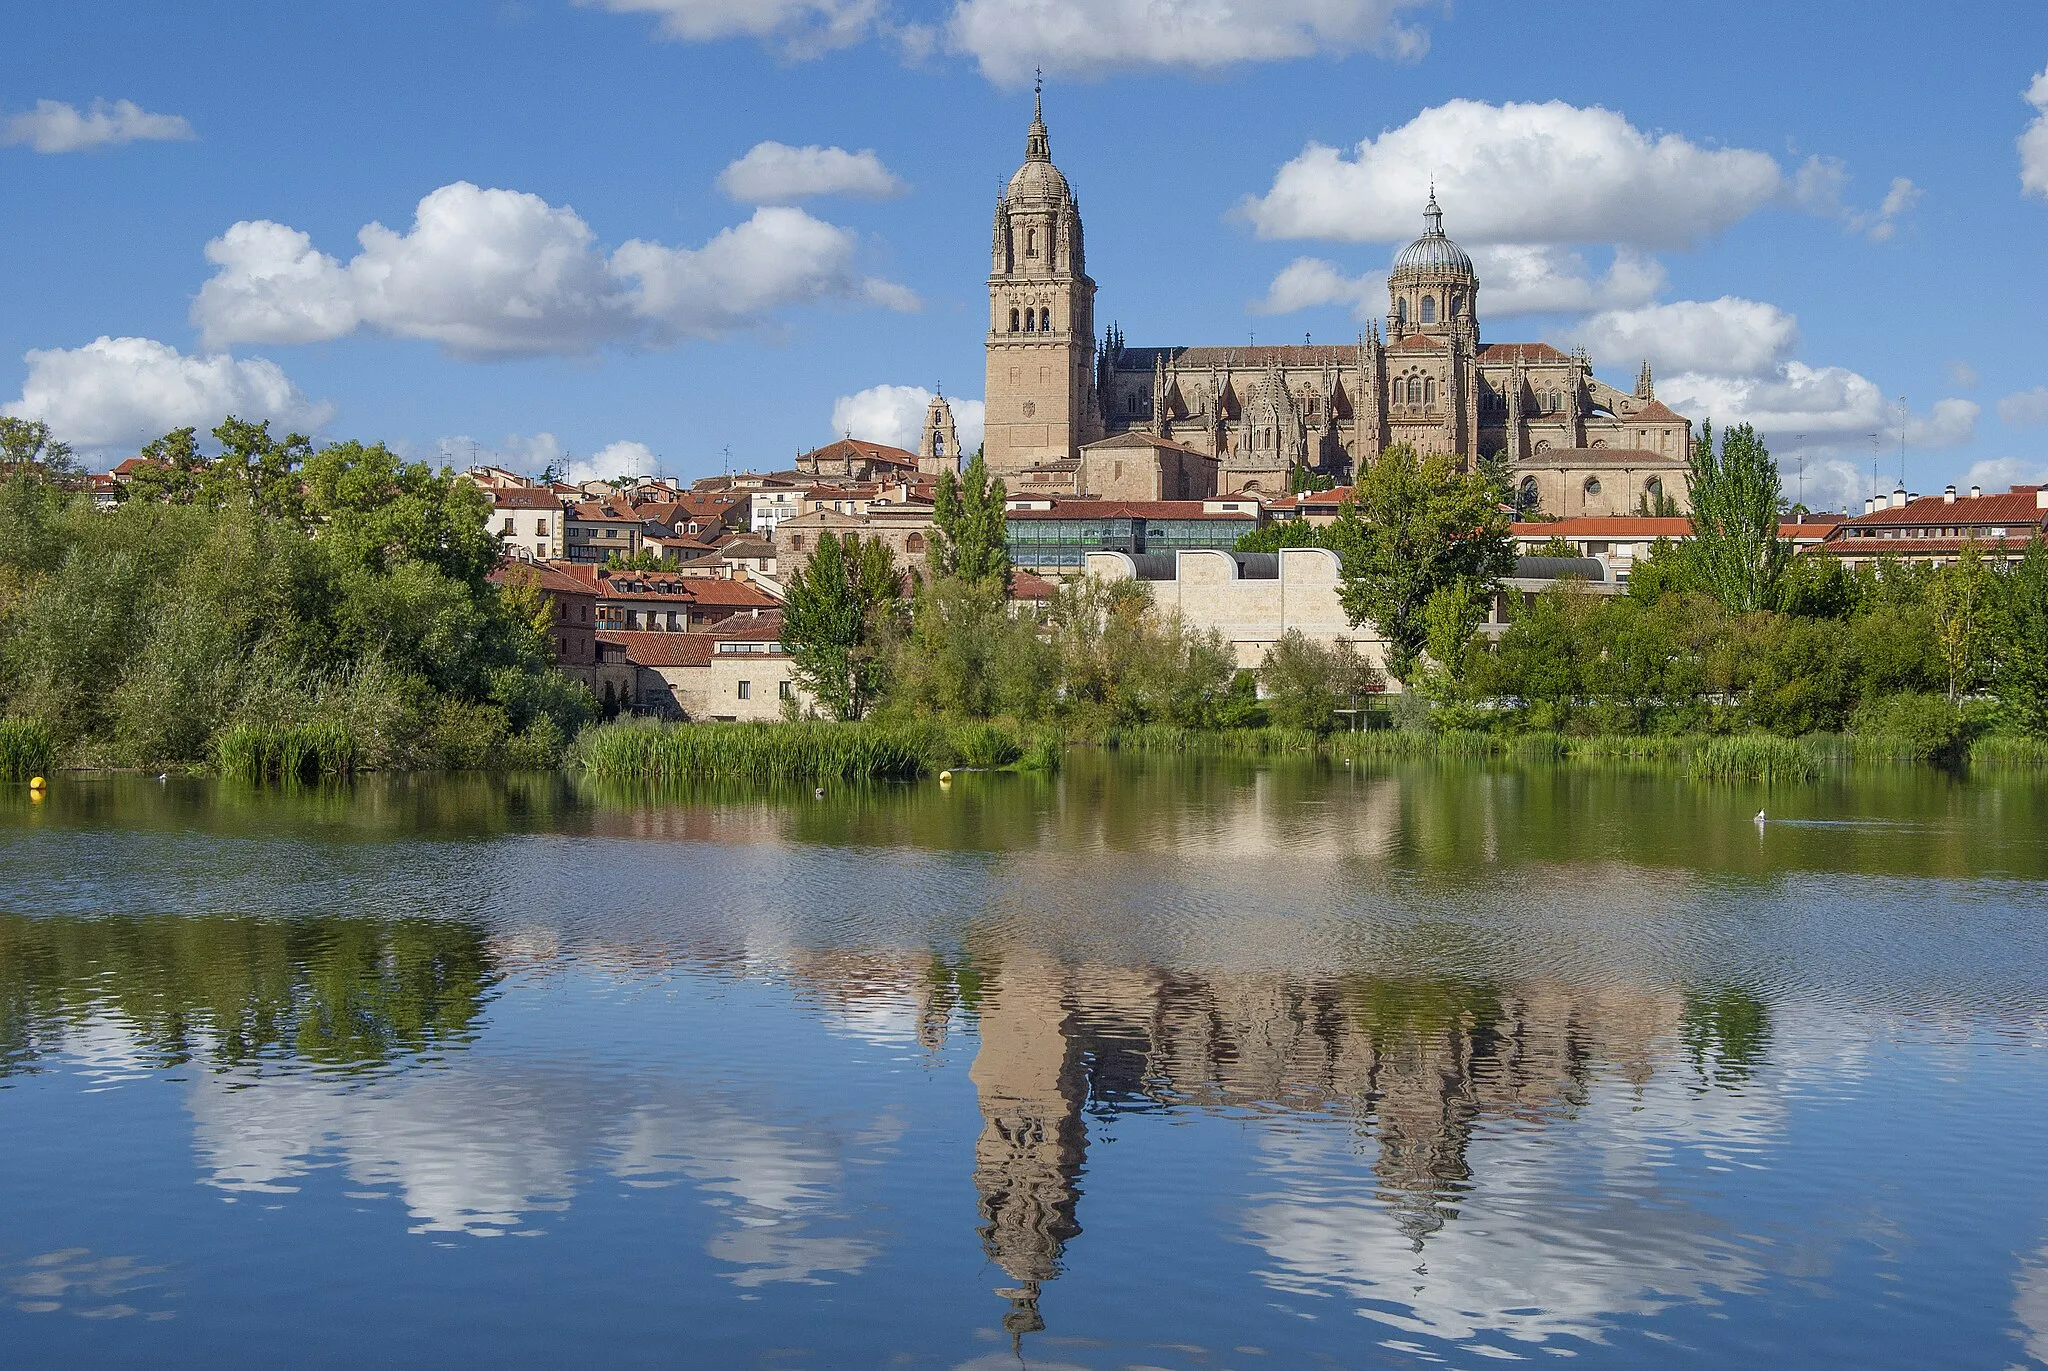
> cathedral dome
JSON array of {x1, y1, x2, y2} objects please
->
[
  {"x1": 1391, "y1": 193, "x2": 1473, "y2": 276},
  {"x1": 1007, "y1": 156, "x2": 1071, "y2": 204}
]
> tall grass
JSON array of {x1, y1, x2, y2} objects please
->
[
  {"x1": 214, "y1": 722, "x2": 358, "y2": 784},
  {"x1": 577, "y1": 719, "x2": 942, "y2": 786},
  {"x1": 1104, "y1": 725, "x2": 1323, "y2": 756},
  {"x1": 1969, "y1": 734, "x2": 2048, "y2": 768},
  {"x1": 1688, "y1": 735, "x2": 1820, "y2": 784},
  {"x1": 952, "y1": 722, "x2": 1024, "y2": 769},
  {"x1": 0, "y1": 718, "x2": 57, "y2": 781}
]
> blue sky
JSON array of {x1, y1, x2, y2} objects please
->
[{"x1": 5, "y1": 0, "x2": 2046, "y2": 509}]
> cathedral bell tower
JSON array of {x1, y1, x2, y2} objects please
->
[
  {"x1": 1387, "y1": 191, "x2": 1479, "y2": 347},
  {"x1": 984, "y1": 85, "x2": 1100, "y2": 477}
]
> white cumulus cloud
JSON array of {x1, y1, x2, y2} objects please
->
[
  {"x1": 1998, "y1": 386, "x2": 2048, "y2": 427},
  {"x1": 718, "y1": 142, "x2": 905, "y2": 203},
  {"x1": 1241, "y1": 100, "x2": 1785, "y2": 249},
  {"x1": 1254, "y1": 246, "x2": 1662, "y2": 321},
  {"x1": 193, "y1": 183, "x2": 915, "y2": 358},
  {"x1": 1661, "y1": 366, "x2": 1975, "y2": 454},
  {"x1": 1965, "y1": 456, "x2": 2048, "y2": 492},
  {"x1": 575, "y1": 0, "x2": 879, "y2": 56},
  {"x1": 1790, "y1": 157, "x2": 1923, "y2": 242},
  {"x1": 2, "y1": 98, "x2": 194, "y2": 154},
  {"x1": 829, "y1": 384, "x2": 984, "y2": 455},
  {"x1": 437, "y1": 433, "x2": 662, "y2": 484},
  {"x1": 4, "y1": 337, "x2": 333, "y2": 453},
  {"x1": 940, "y1": 0, "x2": 1432, "y2": 84},
  {"x1": 1578, "y1": 298, "x2": 1800, "y2": 378},
  {"x1": 2023, "y1": 66, "x2": 2048, "y2": 200}
]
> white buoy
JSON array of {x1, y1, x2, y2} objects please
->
[{"x1": 1754, "y1": 809, "x2": 1766, "y2": 824}]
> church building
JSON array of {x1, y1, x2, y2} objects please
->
[{"x1": 981, "y1": 94, "x2": 1695, "y2": 517}]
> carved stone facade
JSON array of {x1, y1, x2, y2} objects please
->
[
  {"x1": 986, "y1": 103, "x2": 1697, "y2": 515},
  {"x1": 918, "y1": 392, "x2": 961, "y2": 478}
]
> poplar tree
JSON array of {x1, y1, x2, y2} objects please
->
[
  {"x1": 931, "y1": 451, "x2": 1011, "y2": 592},
  {"x1": 1687, "y1": 421, "x2": 1789, "y2": 613}
]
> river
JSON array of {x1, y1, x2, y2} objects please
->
[{"x1": 3, "y1": 758, "x2": 2046, "y2": 1367}]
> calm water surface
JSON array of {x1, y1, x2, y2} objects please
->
[{"x1": 3, "y1": 758, "x2": 2047, "y2": 1368}]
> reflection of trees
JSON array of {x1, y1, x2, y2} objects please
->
[{"x1": 0, "y1": 912, "x2": 495, "y2": 1077}]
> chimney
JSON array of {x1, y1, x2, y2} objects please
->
[
  {"x1": 2037, "y1": 487, "x2": 2048, "y2": 510},
  {"x1": 1891, "y1": 488, "x2": 1908, "y2": 509},
  {"x1": 1971, "y1": 485, "x2": 1982, "y2": 499},
  {"x1": 1864, "y1": 496, "x2": 1877, "y2": 515},
  {"x1": 1943, "y1": 485, "x2": 1957, "y2": 504}
]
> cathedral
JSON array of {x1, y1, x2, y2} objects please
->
[{"x1": 979, "y1": 93, "x2": 1696, "y2": 517}]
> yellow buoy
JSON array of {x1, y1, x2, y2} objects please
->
[
  {"x1": 938, "y1": 770, "x2": 953, "y2": 784},
  {"x1": 28, "y1": 776, "x2": 46, "y2": 790}
]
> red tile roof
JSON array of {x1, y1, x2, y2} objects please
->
[
  {"x1": 1510, "y1": 517, "x2": 1844, "y2": 541},
  {"x1": 490, "y1": 561, "x2": 596, "y2": 597},
  {"x1": 800, "y1": 437, "x2": 919, "y2": 468},
  {"x1": 1833, "y1": 487, "x2": 2048, "y2": 529},
  {"x1": 1010, "y1": 571, "x2": 1058, "y2": 601},
  {"x1": 1628, "y1": 399, "x2": 1690, "y2": 425},
  {"x1": 492, "y1": 489, "x2": 565, "y2": 511},
  {"x1": 1082, "y1": 430, "x2": 1215, "y2": 458}
]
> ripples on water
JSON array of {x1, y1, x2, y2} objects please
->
[{"x1": 1, "y1": 758, "x2": 2047, "y2": 1367}]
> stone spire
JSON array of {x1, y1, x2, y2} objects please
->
[
  {"x1": 1635, "y1": 358, "x2": 1655, "y2": 401},
  {"x1": 1025, "y1": 71, "x2": 1051, "y2": 163}
]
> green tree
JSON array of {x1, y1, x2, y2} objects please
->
[
  {"x1": 200, "y1": 417, "x2": 311, "y2": 519},
  {"x1": 781, "y1": 532, "x2": 899, "y2": 720},
  {"x1": 0, "y1": 417, "x2": 77, "y2": 476},
  {"x1": 1326, "y1": 444, "x2": 1514, "y2": 683},
  {"x1": 930, "y1": 450, "x2": 1011, "y2": 591},
  {"x1": 1989, "y1": 541, "x2": 2048, "y2": 734},
  {"x1": 1259, "y1": 630, "x2": 1382, "y2": 732},
  {"x1": 888, "y1": 574, "x2": 1055, "y2": 720},
  {"x1": 1687, "y1": 421, "x2": 1789, "y2": 613},
  {"x1": 1928, "y1": 541, "x2": 1995, "y2": 702},
  {"x1": 1233, "y1": 519, "x2": 1328, "y2": 553},
  {"x1": 124, "y1": 427, "x2": 208, "y2": 505}
]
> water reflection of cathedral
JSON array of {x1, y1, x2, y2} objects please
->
[{"x1": 922, "y1": 953, "x2": 1700, "y2": 1341}]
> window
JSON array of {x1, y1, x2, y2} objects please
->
[
  {"x1": 933, "y1": 433, "x2": 946, "y2": 456},
  {"x1": 501, "y1": 519, "x2": 515, "y2": 534},
  {"x1": 1406, "y1": 377, "x2": 1423, "y2": 405},
  {"x1": 905, "y1": 532, "x2": 926, "y2": 553},
  {"x1": 1420, "y1": 295, "x2": 1436, "y2": 324},
  {"x1": 736, "y1": 680, "x2": 751, "y2": 700},
  {"x1": 1040, "y1": 308, "x2": 1052, "y2": 331},
  {"x1": 1009, "y1": 308, "x2": 1020, "y2": 332},
  {"x1": 1397, "y1": 298, "x2": 1408, "y2": 325},
  {"x1": 1423, "y1": 378, "x2": 1436, "y2": 405},
  {"x1": 779, "y1": 681, "x2": 794, "y2": 701},
  {"x1": 791, "y1": 534, "x2": 805, "y2": 550},
  {"x1": 1584, "y1": 477, "x2": 1603, "y2": 497},
  {"x1": 1026, "y1": 228, "x2": 1037, "y2": 256},
  {"x1": 1451, "y1": 294, "x2": 1463, "y2": 317},
  {"x1": 1024, "y1": 310, "x2": 1036, "y2": 332},
  {"x1": 1646, "y1": 477, "x2": 1663, "y2": 500}
]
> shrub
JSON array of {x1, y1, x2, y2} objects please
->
[
  {"x1": 214, "y1": 721, "x2": 357, "y2": 783},
  {"x1": 1850, "y1": 692, "x2": 1966, "y2": 765}
]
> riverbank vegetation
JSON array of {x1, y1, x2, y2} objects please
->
[
  {"x1": 574, "y1": 717, "x2": 1060, "y2": 787},
  {"x1": 0, "y1": 417, "x2": 593, "y2": 774}
]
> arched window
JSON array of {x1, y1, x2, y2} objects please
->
[
  {"x1": 1450, "y1": 294, "x2": 1463, "y2": 317},
  {"x1": 1645, "y1": 477, "x2": 1663, "y2": 500},
  {"x1": 1519, "y1": 475, "x2": 1540, "y2": 510},
  {"x1": 905, "y1": 532, "x2": 926, "y2": 553},
  {"x1": 1420, "y1": 295, "x2": 1436, "y2": 324},
  {"x1": 1040, "y1": 308, "x2": 1052, "y2": 331},
  {"x1": 932, "y1": 433, "x2": 946, "y2": 456},
  {"x1": 1027, "y1": 228, "x2": 1037, "y2": 257},
  {"x1": 1024, "y1": 310, "x2": 1036, "y2": 332},
  {"x1": 1423, "y1": 377, "x2": 1436, "y2": 405},
  {"x1": 1009, "y1": 308, "x2": 1020, "y2": 332},
  {"x1": 1396, "y1": 298, "x2": 1408, "y2": 325}
]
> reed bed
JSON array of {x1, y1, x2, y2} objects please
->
[
  {"x1": 1968, "y1": 734, "x2": 2048, "y2": 768},
  {"x1": 1688, "y1": 734, "x2": 1821, "y2": 784},
  {"x1": 214, "y1": 722, "x2": 359, "y2": 784},
  {"x1": 1104, "y1": 725, "x2": 1324, "y2": 756},
  {"x1": 0, "y1": 718, "x2": 56, "y2": 781},
  {"x1": 577, "y1": 719, "x2": 943, "y2": 786},
  {"x1": 952, "y1": 722, "x2": 1024, "y2": 769}
]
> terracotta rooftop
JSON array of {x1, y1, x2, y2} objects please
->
[
  {"x1": 1114, "y1": 344, "x2": 1357, "y2": 370},
  {"x1": 1479, "y1": 342, "x2": 1571, "y2": 364},
  {"x1": 1515, "y1": 447, "x2": 1690, "y2": 468},
  {"x1": 489, "y1": 560, "x2": 593, "y2": 596},
  {"x1": 1083, "y1": 430, "x2": 1215, "y2": 458},
  {"x1": 1510, "y1": 517, "x2": 1840, "y2": 541},
  {"x1": 492, "y1": 489, "x2": 566, "y2": 511},
  {"x1": 1628, "y1": 399, "x2": 1690, "y2": 425},
  {"x1": 800, "y1": 437, "x2": 919, "y2": 467},
  {"x1": 1834, "y1": 487, "x2": 2048, "y2": 529}
]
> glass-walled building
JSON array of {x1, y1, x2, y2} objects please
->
[{"x1": 1005, "y1": 500, "x2": 1260, "y2": 573}]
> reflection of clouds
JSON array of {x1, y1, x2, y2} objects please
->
[
  {"x1": 3, "y1": 1247, "x2": 173, "y2": 1320},
  {"x1": 184, "y1": 1062, "x2": 881, "y2": 1284},
  {"x1": 2017, "y1": 1244, "x2": 2048, "y2": 1366},
  {"x1": 1242, "y1": 1062, "x2": 1783, "y2": 1350}
]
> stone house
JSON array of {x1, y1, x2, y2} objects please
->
[{"x1": 609, "y1": 616, "x2": 811, "y2": 721}]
